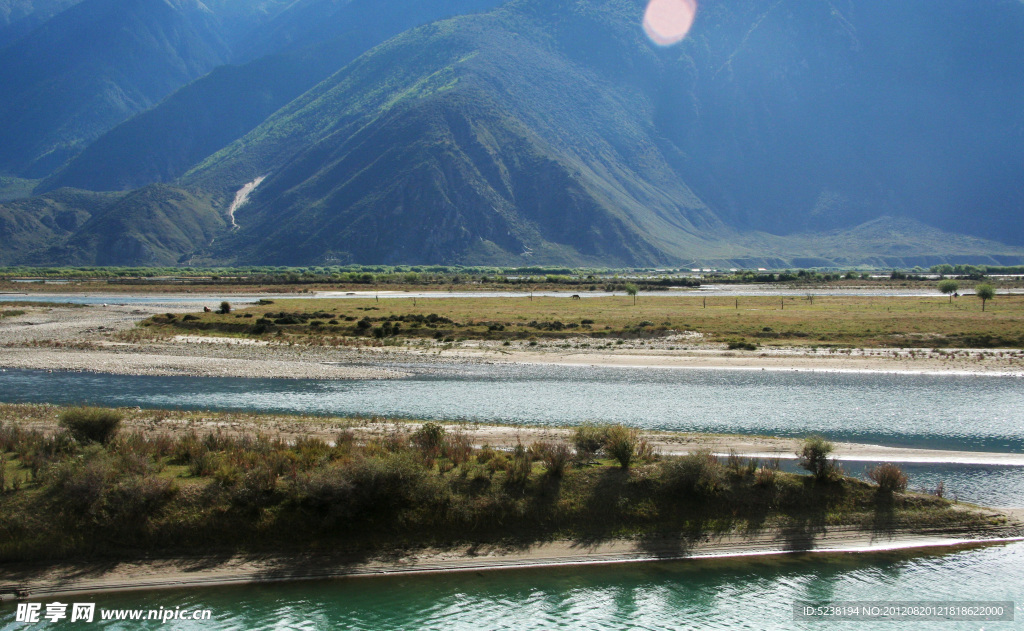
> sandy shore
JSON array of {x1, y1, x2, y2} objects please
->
[
  {"x1": 4, "y1": 527, "x2": 1022, "y2": 600},
  {"x1": 1, "y1": 302, "x2": 1022, "y2": 378},
  {"x1": 0, "y1": 346, "x2": 404, "y2": 379}
]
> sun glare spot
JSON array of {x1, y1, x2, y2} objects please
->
[{"x1": 643, "y1": 0, "x2": 698, "y2": 46}]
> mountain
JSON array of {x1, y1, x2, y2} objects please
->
[
  {"x1": 0, "y1": 0, "x2": 237, "y2": 177},
  {"x1": 3, "y1": 0, "x2": 1024, "y2": 266},
  {"x1": 0, "y1": 0, "x2": 83, "y2": 48},
  {"x1": 180, "y1": 0, "x2": 1024, "y2": 265},
  {"x1": 39, "y1": 0, "x2": 507, "y2": 193},
  {"x1": 0, "y1": 185, "x2": 225, "y2": 265}
]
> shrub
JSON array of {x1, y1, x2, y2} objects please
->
[
  {"x1": 530, "y1": 441, "x2": 572, "y2": 477},
  {"x1": 44, "y1": 454, "x2": 116, "y2": 514},
  {"x1": 661, "y1": 450, "x2": 724, "y2": 496},
  {"x1": 347, "y1": 452, "x2": 425, "y2": 515},
  {"x1": 506, "y1": 443, "x2": 532, "y2": 486},
  {"x1": 188, "y1": 450, "x2": 218, "y2": 477},
  {"x1": 412, "y1": 422, "x2": 446, "y2": 458},
  {"x1": 604, "y1": 424, "x2": 649, "y2": 470},
  {"x1": 219, "y1": 301, "x2": 232, "y2": 315},
  {"x1": 229, "y1": 465, "x2": 280, "y2": 509},
  {"x1": 726, "y1": 339, "x2": 758, "y2": 351},
  {"x1": 754, "y1": 466, "x2": 776, "y2": 487},
  {"x1": 59, "y1": 407, "x2": 122, "y2": 444},
  {"x1": 867, "y1": 463, "x2": 908, "y2": 493},
  {"x1": 798, "y1": 435, "x2": 839, "y2": 481},
  {"x1": 105, "y1": 476, "x2": 177, "y2": 523},
  {"x1": 476, "y1": 444, "x2": 496, "y2": 464},
  {"x1": 572, "y1": 423, "x2": 608, "y2": 463},
  {"x1": 441, "y1": 430, "x2": 473, "y2": 465},
  {"x1": 292, "y1": 467, "x2": 354, "y2": 515}
]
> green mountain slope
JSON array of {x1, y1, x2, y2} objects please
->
[
  {"x1": 39, "y1": 0, "x2": 507, "y2": 193},
  {"x1": 0, "y1": 185, "x2": 225, "y2": 265},
  {"x1": 186, "y1": 1, "x2": 732, "y2": 265}
]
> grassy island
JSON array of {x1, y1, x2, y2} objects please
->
[
  {"x1": 0, "y1": 406, "x2": 1006, "y2": 566},
  {"x1": 142, "y1": 294, "x2": 1024, "y2": 349}
]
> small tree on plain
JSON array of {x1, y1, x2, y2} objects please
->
[
  {"x1": 975, "y1": 283, "x2": 995, "y2": 312},
  {"x1": 937, "y1": 279, "x2": 959, "y2": 303},
  {"x1": 219, "y1": 301, "x2": 232, "y2": 315},
  {"x1": 625, "y1": 283, "x2": 638, "y2": 305}
]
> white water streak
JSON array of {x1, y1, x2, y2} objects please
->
[{"x1": 227, "y1": 176, "x2": 266, "y2": 230}]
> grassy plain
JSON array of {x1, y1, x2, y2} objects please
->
[{"x1": 150, "y1": 294, "x2": 1024, "y2": 348}]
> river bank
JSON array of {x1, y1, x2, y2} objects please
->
[
  {"x1": 1, "y1": 302, "x2": 1022, "y2": 378},
  {"x1": 2, "y1": 403, "x2": 1020, "y2": 598},
  {"x1": 5, "y1": 530, "x2": 1023, "y2": 600},
  {"x1": 3, "y1": 403, "x2": 1023, "y2": 467}
]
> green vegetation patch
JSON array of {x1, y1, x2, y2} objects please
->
[{"x1": 0, "y1": 411, "x2": 981, "y2": 563}]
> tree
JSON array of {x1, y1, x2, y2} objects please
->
[
  {"x1": 624, "y1": 283, "x2": 638, "y2": 305},
  {"x1": 798, "y1": 435, "x2": 838, "y2": 481},
  {"x1": 938, "y1": 279, "x2": 959, "y2": 303},
  {"x1": 975, "y1": 283, "x2": 995, "y2": 311},
  {"x1": 218, "y1": 301, "x2": 232, "y2": 314}
]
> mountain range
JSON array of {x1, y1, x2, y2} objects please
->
[{"x1": 1, "y1": 0, "x2": 1023, "y2": 267}]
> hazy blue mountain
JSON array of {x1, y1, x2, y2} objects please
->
[
  {"x1": 180, "y1": 0, "x2": 1024, "y2": 264},
  {"x1": 4, "y1": 0, "x2": 1024, "y2": 266},
  {"x1": 40, "y1": 0, "x2": 507, "y2": 192},
  {"x1": 0, "y1": 0, "x2": 238, "y2": 177},
  {"x1": 0, "y1": 0, "x2": 82, "y2": 48}
]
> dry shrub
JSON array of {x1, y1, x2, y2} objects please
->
[
  {"x1": 530, "y1": 441, "x2": 572, "y2": 477},
  {"x1": 442, "y1": 430, "x2": 473, "y2": 465},
  {"x1": 572, "y1": 423, "x2": 608, "y2": 463},
  {"x1": 867, "y1": 463, "x2": 908, "y2": 493},
  {"x1": 602, "y1": 424, "x2": 643, "y2": 469},
  {"x1": 661, "y1": 450, "x2": 725, "y2": 496},
  {"x1": 754, "y1": 467, "x2": 776, "y2": 488},
  {"x1": 506, "y1": 444, "x2": 532, "y2": 486}
]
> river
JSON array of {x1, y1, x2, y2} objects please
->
[{"x1": 1, "y1": 362, "x2": 1021, "y2": 629}]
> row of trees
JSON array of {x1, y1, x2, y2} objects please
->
[{"x1": 938, "y1": 281, "x2": 996, "y2": 310}]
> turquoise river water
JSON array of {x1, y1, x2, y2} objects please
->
[{"x1": 0, "y1": 364, "x2": 1022, "y2": 629}]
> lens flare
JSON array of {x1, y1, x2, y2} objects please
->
[{"x1": 643, "y1": 0, "x2": 698, "y2": 46}]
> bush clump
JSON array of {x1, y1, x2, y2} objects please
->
[
  {"x1": 867, "y1": 463, "x2": 908, "y2": 493},
  {"x1": 726, "y1": 339, "x2": 758, "y2": 351},
  {"x1": 59, "y1": 407, "x2": 123, "y2": 445},
  {"x1": 572, "y1": 423, "x2": 609, "y2": 463},
  {"x1": 798, "y1": 435, "x2": 840, "y2": 481},
  {"x1": 530, "y1": 441, "x2": 572, "y2": 477},
  {"x1": 660, "y1": 449, "x2": 724, "y2": 496}
]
